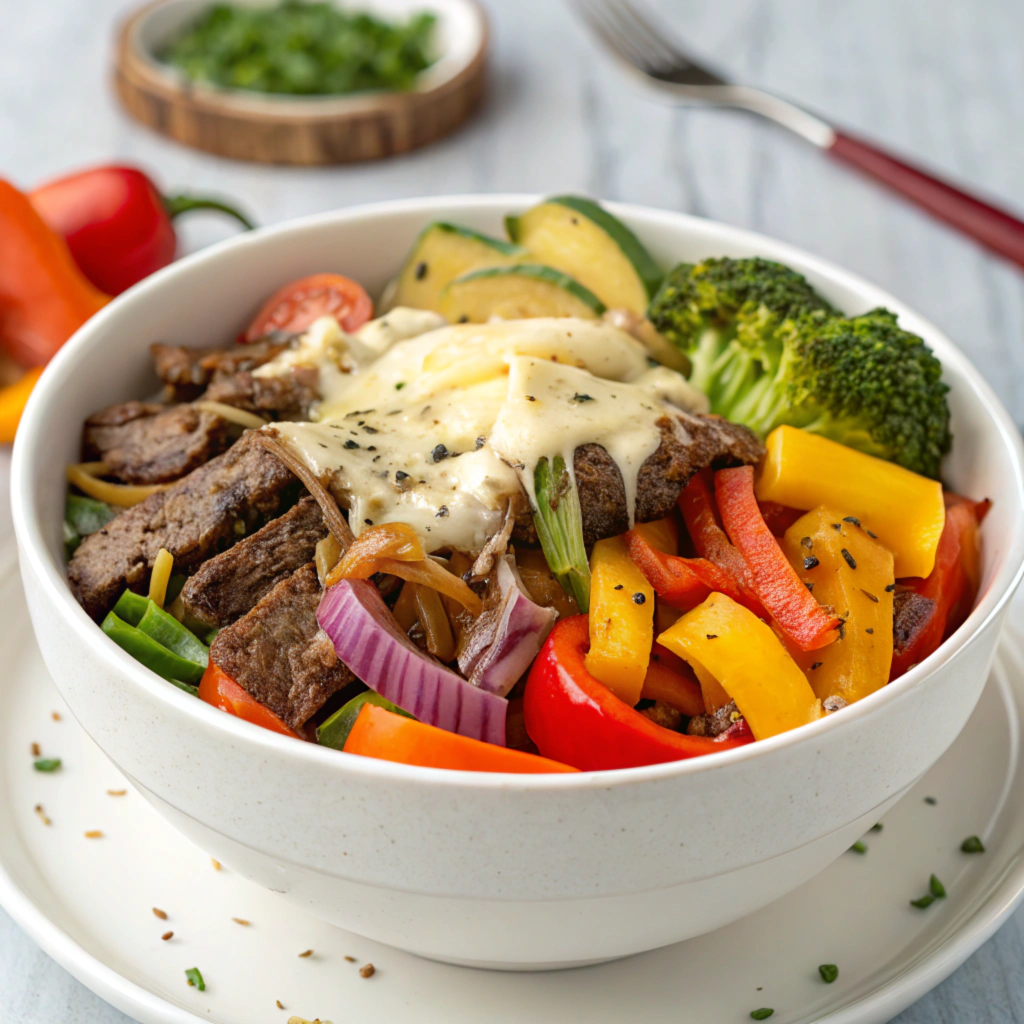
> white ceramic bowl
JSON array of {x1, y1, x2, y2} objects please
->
[{"x1": 12, "y1": 197, "x2": 1024, "y2": 970}]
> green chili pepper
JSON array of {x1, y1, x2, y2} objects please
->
[
  {"x1": 317, "y1": 690, "x2": 415, "y2": 750},
  {"x1": 818, "y1": 964, "x2": 839, "y2": 984},
  {"x1": 113, "y1": 590, "x2": 149, "y2": 627},
  {"x1": 961, "y1": 835, "x2": 985, "y2": 853},
  {"x1": 185, "y1": 966, "x2": 206, "y2": 991},
  {"x1": 33, "y1": 758, "x2": 62, "y2": 772},
  {"x1": 102, "y1": 612, "x2": 206, "y2": 686},
  {"x1": 929, "y1": 874, "x2": 947, "y2": 899},
  {"x1": 138, "y1": 602, "x2": 209, "y2": 669},
  {"x1": 64, "y1": 495, "x2": 117, "y2": 555}
]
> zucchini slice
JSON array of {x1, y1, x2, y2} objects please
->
[
  {"x1": 440, "y1": 264, "x2": 606, "y2": 323},
  {"x1": 506, "y1": 196, "x2": 662, "y2": 315},
  {"x1": 389, "y1": 222, "x2": 526, "y2": 313}
]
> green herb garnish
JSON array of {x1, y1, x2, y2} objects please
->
[
  {"x1": 818, "y1": 964, "x2": 839, "y2": 984},
  {"x1": 910, "y1": 894, "x2": 935, "y2": 909},
  {"x1": 750, "y1": 1010, "x2": 774, "y2": 1021},
  {"x1": 33, "y1": 758, "x2": 62, "y2": 772},
  {"x1": 161, "y1": 2, "x2": 437, "y2": 97},
  {"x1": 924, "y1": 796, "x2": 937, "y2": 805},
  {"x1": 929, "y1": 874, "x2": 946, "y2": 898},
  {"x1": 849, "y1": 841, "x2": 867, "y2": 854},
  {"x1": 185, "y1": 967, "x2": 206, "y2": 991},
  {"x1": 870, "y1": 823, "x2": 883, "y2": 832},
  {"x1": 533, "y1": 455, "x2": 590, "y2": 612},
  {"x1": 961, "y1": 835, "x2": 985, "y2": 853}
]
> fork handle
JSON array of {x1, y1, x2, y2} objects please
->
[{"x1": 828, "y1": 130, "x2": 1024, "y2": 269}]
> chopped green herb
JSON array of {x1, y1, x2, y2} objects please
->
[
  {"x1": 929, "y1": 874, "x2": 946, "y2": 898},
  {"x1": 185, "y1": 967, "x2": 206, "y2": 990},
  {"x1": 160, "y1": 2, "x2": 437, "y2": 97},
  {"x1": 910, "y1": 894, "x2": 935, "y2": 909},
  {"x1": 871, "y1": 823, "x2": 883, "y2": 832},
  {"x1": 33, "y1": 758, "x2": 62, "y2": 772},
  {"x1": 818, "y1": 964, "x2": 839, "y2": 984},
  {"x1": 395, "y1": 382, "x2": 406, "y2": 390},
  {"x1": 849, "y1": 841, "x2": 867, "y2": 854},
  {"x1": 961, "y1": 835, "x2": 985, "y2": 853},
  {"x1": 750, "y1": 1010, "x2": 774, "y2": 1021},
  {"x1": 924, "y1": 796, "x2": 937, "y2": 805}
]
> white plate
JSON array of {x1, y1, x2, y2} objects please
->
[{"x1": 1, "y1": 547, "x2": 1022, "y2": 1024}]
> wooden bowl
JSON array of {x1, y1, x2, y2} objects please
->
[{"x1": 113, "y1": 0, "x2": 488, "y2": 165}]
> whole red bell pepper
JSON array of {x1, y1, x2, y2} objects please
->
[
  {"x1": 715, "y1": 465, "x2": 841, "y2": 651},
  {"x1": 199, "y1": 661, "x2": 300, "y2": 738},
  {"x1": 30, "y1": 166, "x2": 254, "y2": 296},
  {"x1": 523, "y1": 616, "x2": 753, "y2": 770},
  {"x1": 890, "y1": 494, "x2": 986, "y2": 679}
]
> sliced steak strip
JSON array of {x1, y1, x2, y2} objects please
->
[
  {"x1": 181, "y1": 496, "x2": 327, "y2": 629},
  {"x1": 68, "y1": 432, "x2": 295, "y2": 620},
  {"x1": 568, "y1": 413, "x2": 764, "y2": 546},
  {"x1": 151, "y1": 338, "x2": 289, "y2": 401},
  {"x1": 202, "y1": 367, "x2": 319, "y2": 422},
  {"x1": 892, "y1": 590, "x2": 936, "y2": 667},
  {"x1": 210, "y1": 563, "x2": 354, "y2": 730},
  {"x1": 83, "y1": 402, "x2": 232, "y2": 484}
]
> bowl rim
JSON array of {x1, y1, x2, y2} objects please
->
[{"x1": 13, "y1": 193, "x2": 1024, "y2": 791}]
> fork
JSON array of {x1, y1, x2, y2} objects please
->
[{"x1": 573, "y1": 0, "x2": 1024, "y2": 271}]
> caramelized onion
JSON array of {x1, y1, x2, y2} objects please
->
[{"x1": 414, "y1": 584, "x2": 456, "y2": 662}]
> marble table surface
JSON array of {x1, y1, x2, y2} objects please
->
[{"x1": 2, "y1": 0, "x2": 1023, "y2": 1020}]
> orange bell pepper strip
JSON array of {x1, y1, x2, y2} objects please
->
[
  {"x1": 640, "y1": 660, "x2": 705, "y2": 717},
  {"x1": 345, "y1": 703, "x2": 578, "y2": 773},
  {"x1": 524, "y1": 615, "x2": 752, "y2": 770},
  {"x1": 890, "y1": 495, "x2": 984, "y2": 679},
  {"x1": 199, "y1": 662, "x2": 300, "y2": 738},
  {"x1": 715, "y1": 466, "x2": 841, "y2": 651},
  {"x1": 0, "y1": 180, "x2": 109, "y2": 367},
  {"x1": 0, "y1": 366, "x2": 43, "y2": 444},
  {"x1": 658, "y1": 594, "x2": 823, "y2": 740}
]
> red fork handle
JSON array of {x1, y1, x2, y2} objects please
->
[{"x1": 828, "y1": 130, "x2": 1024, "y2": 270}]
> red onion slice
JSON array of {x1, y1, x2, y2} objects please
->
[
  {"x1": 318, "y1": 578, "x2": 507, "y2": 746},
  {"x1": 460, "y1": 557, "x2": 557, "y2": 698}
]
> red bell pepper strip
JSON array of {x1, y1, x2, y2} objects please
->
[
  {"x1": 757, "y1": 500, "x2": 804, "y2": 537},
  {"x1": 199, "y1": 661, "x2": 300, "y2": 738},
  {"x1": 890, "y1": 496, "x2": 984, "y2": 679},
  {"x1": 523, "y1": 616, "x2": 753, "y2": 770},
  {"x1": 625, "y1": 528, "x2": 747, "y2": 611},
  {"x1": 30, "y1": 166, "x2": 254, "y2": 296},
  {"x1": 715, "y1": 466, "x2": 841, "y2": 651},
  {"x1": 345, "y1": 703, "x2": 577, "y2": 773}
]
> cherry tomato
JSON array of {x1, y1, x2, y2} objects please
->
[{"x1": 245, "y1": 273, "x2": 373, "y2": 340}]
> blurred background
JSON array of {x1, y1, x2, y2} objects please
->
[{"x1": 2, "y1": 0, "x2": 1024, "y2": 1021}]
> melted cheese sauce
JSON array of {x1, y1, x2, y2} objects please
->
[{"x1": 266, "y1": 312, "x2": 705, "y2": 554}]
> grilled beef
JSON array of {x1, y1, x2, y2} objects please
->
[
  {"x1": 181, "y1": 496, "x2": 327, "y2": 628},
  {"x1": 68, "y1": 432, "x2": 295, "y2": 620},
  {"x1": 209, "y1": 563, "x2": 353, "y2": 730},
  {"x1": 202, "y1": 367, "x2": 320, "y2": 422},
  {"x1": 83, "y1": 402, "x2": 232, "y2": 484},
  {"x1": 150, "y1": 338, "x2": 289, "y2": 401}
]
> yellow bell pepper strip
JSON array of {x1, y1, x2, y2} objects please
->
[
  {"x1": 0, "y1": 367, "x2": 42, "y2": 444},
  {"x1": 716, "y1": 466, "x2": 842, "y2": 651},
  {"x1": 781, "y1": 506, "x2": 895, "y2": 704},
  {"x1": 755, "y1": 425, "x2": 945, "y2": 578},
  {"x1": 584, "y1": 535, "x2": 655, "y2": 706},
  {"x1": 658, "y1": 593, "x2": 823, "y2": 740}
]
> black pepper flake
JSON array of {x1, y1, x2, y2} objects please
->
[
  {"x1": 525, "y1": 395, "x2": 536, "y2": 402},
  {"x1": 364, "y1": 518, "x2": 373, "y2": 525},
  {"x1": 372, "y1": 455, "x2": 381, "y2": 463},
  {"x1": 865, "y1": 628, "x2": 874, "y2": 634},
  {"x1": 436, "y1": 505, "x2": 449, "y2": 518},
  {"x1": 458, "y1": 315, "x2": 469, "y2": 324},
  {"x1": 805, "y1": 581, "x2": 815, "y2": 592},
  {"x1": 867, "y1": 529, "x2": 878, "y2": 539},
  {"x1": 572, "y1": 393, "x2": 594, "y2": 403},
  {"x1": 924, "y1": 796, "x2": 938, "y2": 805},
  {"x1": 632, "y1": 593, "x2": 646, "y2": 605},
  {"x1": 885, "y1": 583, "x2": 896, "y2": 592},
  {"x1": 344, "y1": 439, "x2": 360, "y2": 449},
  {"x1": 432, "y1": 444, "x2": 450, "y2": 462},
  {"x1": 318, "y1": 442, "x2": 327, "y2": 449},
  {"x1": 414, "y1": 261, "x2": 428, "y2": 280},
  {"x1": 838, "y1": 621, "x2": 846, "y2": 640},
  {"x1": 362, "y1": 425, "x2": 378, "y2": 434},
  {"x1": 613, "y1": 584, "x2": 623, "y2": 590},
  {"x1": 831, "y1": 522, "x2": 843, "y2": 531},
  {"x1": 705, "y1": 634, "x2": 719, "y2": 640},
  {"x1": 841, "y1": 548, "x2": 857, "y2": 570},
  {"x1": 861, "y1": 589, "x2": 879, "y2": 603},
  {"x1": 474, "y1": 436, "x2": 486, "y2": 450},
  {"x1": 810, "y1": 662, "x2": 823, "y2": 670},
  {"x1": 843, "y1": 516, "x2": 861, "y2": 527},
  {"x1": 803, "y1": 555, "x2": 819, "y2": 570},
  {"x1": 801, "y1": 536, "x2": 813, "y2": 550},
  {"x1": 395, "y1": 471, "x2": 410, "y2": 483},
  {"x1": 367, "y1": 445, "x2": 377, "y2": 451}
]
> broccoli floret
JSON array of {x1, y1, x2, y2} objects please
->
[
  {"x1": 648, "y1": 259, "x2": 952, "y2": 479},
  {"x1": 648, "y1": 258, "x2": 836, "y2": 413}
]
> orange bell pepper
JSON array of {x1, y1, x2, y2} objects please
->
[
  {"x1": 658, "y1": 594, "x2": 822, "y2": 740},
  {"x1": 345, "y1": 703, "x2": 577, "y2": 773},
  {"x1": 781, "y1": 506, "x2": 895, "y2": 703},
  {"x1": 640, "y1": 660, "x2": 705, "y2": 717},
  {"x1": 716, "y1": 466, "x2": 841, "y2": 651},
  {"x1": 199, "y1": 662, "x2": 300, "y2": 738},
  {"x1": 0, "y1": 180, "x2": 109, "y2": 367},
  {"x1": 0, "y1": 366, "x2": 43, "y2": 444},
  {"x1": 585, "y1": 535, "x2": 655, "y2": 706}
]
